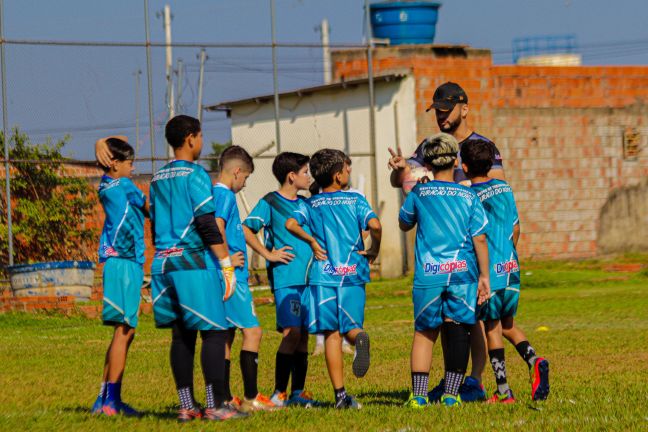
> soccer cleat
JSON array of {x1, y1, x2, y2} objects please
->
[
  {"x1": 459, "y1": 376, "x2": 487, "y2": 402},
  {"x1": 239, "y1": 393, "x2": 281, "y2": 412},
  {"x1": 335, "y1": 395, "x2": 362, "y2": 409},
  {"x1": 224, "y1": 396, "x2": 242, "y2": 410},
  {"x1": 203, "y1": 406, "x2": 248, "y2": 421},
  {"x1": 101, "y1": 400, "x2": 119, "y2": 416},
  {"x1": 287, "y1": 390, "x2": 320, "y2": 408},
  {"x1": 531, "y1": 357, "x2": 550, "y2": 401},
  {"x1": 487, "y1": 389, "x2": 516, "y2": 404},
  {"x1": 427, "y1": 379, "x2": 445, "y2": 403},
  {"x1": 270, "y1": 391, "x2": 288, "y2": 408},
  {"x1": 311, "y1": 344, "x2": 325, "y2": 357},
  {"x1": 440, "y1": 394, "x2": 462, "y2": 407},
  {"x1": 91, "y1": 395, "x2": 104, "y2": 415},
  {"x1": 177, "y1": 407, "x2": 203, "y2": 423},
  {"x1": 405, "y1": 393, "x2": 429, "y2": 409},
  {"x1": 352, "y1": 332, "x2": 370, "y2": 378}
]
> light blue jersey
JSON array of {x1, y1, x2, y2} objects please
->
[
  {"x1": 98, "y1": 175, "x2": 146, "y2": 264},
  {"x1": 243, "y1": 192, "x2": 313, "y2": 290},
  {"x1": 211, "y1": 183, "x2": 248, "y2": 281},
  {"x1": 293, "y1": 190, "x2": 377, "y2": 287},
  {"x1": 399, "y1": 180, "x2": 488, "y2": 289},
  {"x1": 471, "y1": 179, "x2": 520, "y2": 290},
  {"x1": 149, "y1": 160, "x2": 215, "y2": 274}
]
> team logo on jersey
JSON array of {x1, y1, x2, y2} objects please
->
[
  {"x1": 155, "y1": 247, "x2": 184, "y2": 258},
  {"x1": 102, "y1": 246, "x2": 119, "y2": 257},
  {"x1": 424, "y1": 260, "x2": 468, "y2": 275},
  {"x1": 495, "y1": 260, "x2": 519, "y2": 275},
  {"x1": 323, "y1": 263, "x2": 358, "y2": 276}
]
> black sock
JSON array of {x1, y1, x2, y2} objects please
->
[
  {"x1": 442, "y1": 321, "x2": 471, "y2": 396},
  {"x1": 224, "y1": 359, "x2": 232, "y2": 401},
  {"x1": 240, "y1": 350, "x2": 259, "y2": 400},
  {"x1": 200, "y1": 330, "x2": 228, "y2": 409},
  {"x1": 411, "y1": 372, "x2": 429, "y2": 397},
  {"x1": 291, "y1": 351, "x2": 309, "y2": 394},
  {"x1": 334, "y1": 387, "x2": 347, "y2": 404},
  {"x1": 489, "y1": 348, "x2": 510, "y2": 394},
  {"x1": 170, "y1": 322, "x2": 197, "y2": 407},
  {"x1": 275, "y1": 352, "x2": 293, "y2": 393},
  {"x1": 515, "y1": 341, "x2": 538, "y2": 369}
]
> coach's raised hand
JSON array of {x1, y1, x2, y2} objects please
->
[{"x1": 387, "y1": 146, "x2": 407, "y2": 171}]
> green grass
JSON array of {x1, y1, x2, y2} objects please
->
[{"x1": 1, "y1": 260, "x2": 648, "y2": 431}]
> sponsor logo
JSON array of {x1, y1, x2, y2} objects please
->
[
  {"x1": 155, "y1": 247, "x2": 185, "y2": 258},
  {"x1": 424, "y1": 260, "x2": 468, "y2": 275},
  {"x1": 495, "y1": 260, "x2": 519, "y2": 275},
  {"x1": 323, "y1": 263, "x2": 358, "y2": 276},
  {"x1": 102, "y1": 246, "x2": 119, "y2": 257}
]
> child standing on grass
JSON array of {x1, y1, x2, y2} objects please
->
[
  {"x1": 286, "y1": 149, "x2": 382, "y2": 409},
  {"x1": 242, "y1": 152, "x2": 319, "y2": 408},
  {"x1": 460, "y1": 139, "x2": 549, "y2": 403},
  {"x1": 92, "y1": 137, "x2": 147, "y2": 417},
  {"x1": 399, "y1": 133, "x2": 490, "y2": 408}
]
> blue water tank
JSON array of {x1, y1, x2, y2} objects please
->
[{"x1": 369, "y1": 1, "x2": 441, "y2": 45}]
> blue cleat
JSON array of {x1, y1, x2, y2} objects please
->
[
  {"x1": 427, "y1": 379, "x2": 444, "y2": 403},
  {"x1": 459, "y1": 376, "x2": 486, "y2": 402},
  {"x1": 405, "y1": 393, "x2": 429, "y2": 409},
  {"x1": 440, "y1": 394, "x2": 462, "y2": 407},
  {"x1": 287, "y1": 390, "x2": 320, "y2": 408},
  {"x1": 117, "y1": 401, "x2": 142, "y2": 417},
  {"x1": 91, "y1": 395, "x2": 104, "y2": 415}
]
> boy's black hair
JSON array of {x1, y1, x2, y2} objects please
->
[
  {"x1": 460, "y1": 139, "x2": 494, "y2": 178},
  {"x1": 309, "y1": 148, "x2": 346, "y2": 189},
  {"x1": 102, "y1": 137, "x2": 134, "y2": 172},
  {"x1": 165, "y1": 115, "x2": 201, "y2": 149},
  {"x1": 219, "y1": 145, "x2": 254, "y2": 172},
  {"x1": 272, "y1": 152, "x2": 310, "y2": 184}
]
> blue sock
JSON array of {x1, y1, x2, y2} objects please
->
[{"x1": 106, "y1": 382, "x2": 122, "y2": 403}]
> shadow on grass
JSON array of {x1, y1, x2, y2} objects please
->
[
  {"x1": 62, "y1": 405, "x2": 178, "y2": 420},
  {"x1": 356, "y1": 389, "x2": 409, "y2": 406}
]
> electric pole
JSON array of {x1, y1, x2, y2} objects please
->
[
  {"x1": 318, "y1": 18, "x2": 332, "y2": 84},
  {"x1": 176, "y1": 58, "x2": 183, "y2": 114},
  {"x1": 197, "y1": 49, "x2": 207, "y2": 122}
]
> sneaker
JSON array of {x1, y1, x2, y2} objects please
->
[
  {"x1": 270, "y1": 391, "x2": 288, "y2": 408},
  {"x1": 487, "y1": 389, "x2": 515, "y2": 404},
  {"x1": 101, "y1": 399, "x2": 119, "y2": 416},
  {"x1": 405, "y1": 393, "x2": 428, "y2": 409},
  {"x1": 334, "y1": 395, "x2": 362, "y2": 409},
  {"x1": 287, "y1": 390, "x2": 320, "y2": 408},
  {"x1": 440, "y1": 394, "x2": 462, "y2": 407},
  {"x1": 531, "y1": 358, "x2": 550, "y2": 401},
  {"x1": 224, "y1": 396, "x2": 242, "y2": 410},
  {"x1": 203, "y1": 406, "x2": 248, "y2": 421},
  {"x1": 352, "y1": 332, "x2": 370, "y2": 378},
  {"x1": 177, "y1": 407, "x2": 203, "y2": 423},
  {"x1": 311, "y1": 344, "x2": 325, "y2": 357},
  {"x1": 459, "y1": 376, "x2": 486, "y2": 402},
  {"x1": 342, "y1": 342, "x2": 355, "y2": 355},
  {"x1": 239, "y1": 393, "x2": 281, "y2": 413},
  {"x1": 91, "y1": 395, "x2": 104, "y2": 415},
  {"x1": 427, "y1": 379, "x2": 444, "y2": 403}
]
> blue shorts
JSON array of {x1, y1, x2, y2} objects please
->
[
  {"x1": 307, "y1": 284, "x2": 365, "y2": 335},
  {"x1": 102, "y1": 258, "x2": 143, "y2": 328},
  {"x1": 480, "y1": 285, "x2": 520, "y2": 321},
  {"x1": 224, "y1": 279, "x2": 260, "y2": 329},
  {"x1": 413, "y1": 283, "x2": 478, "y2": 331},
  {"x1": 152, "y1": 269, "x2": 227, "y2": 331},
  {"x1": 274, "y1": 285, "x2": 309, "y2": 331}
]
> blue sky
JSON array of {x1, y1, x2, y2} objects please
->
[{"x1": 3, "y1": 0, "x2": 648, "y2": 170}]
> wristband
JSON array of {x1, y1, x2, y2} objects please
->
[{"x1": 219, "y1": 257, "x2": 233, "y2": 268}]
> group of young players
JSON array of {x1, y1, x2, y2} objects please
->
[{"x1": 91, "y1": 85, "x2": 549, "y2": 421}]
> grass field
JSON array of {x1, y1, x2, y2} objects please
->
[{"x1": 1, "y1": 257, "x2": 647, "y2": 431}]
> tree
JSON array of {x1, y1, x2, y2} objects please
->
[
  {"x1": 207, "y1": 140, "x2": 231, "y2": 172},
  {"x1": 0, "y1": 129, "x2": 97, "y2": 267}
]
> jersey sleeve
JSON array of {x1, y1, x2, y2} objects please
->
[
  {"x1": 214, "y1": 188, "x2": 236, "y2": 224},
  {"x1": 398, "y1": 191, "x2": 417, "y2": 226},
  {"x1": 189, "y1": 167, "x2": 216, "y2": 217},
  {"x1": 491, "y1": 142, "x2": 504, "y2": 170},
  {"x1": 149, "y1": 185, "x2": 156, "y2": 226},
  {"x1": 292, "y1": 200, "x2": 310, "y2": 226},
  {"x1": 469, "y1": 195, "x2": 489, "y2": 237},
  {"x1": 243, "y1": 198, "x2": 271, "y2": 233},
  {"x1": 121, "y1": 178, "x2": 146, "y2": 209},
  {"x1": 355, "y1": 195, "x2": 377, "y2": 230}
]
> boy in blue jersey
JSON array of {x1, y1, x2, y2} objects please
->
[
  {"x1": 286, "y1": 149, "x2": 382, "y2": 409},
  {"x1": 243, "y1": 152, "x2": 319, "y2": 408},
  {"x1": 92, "y1": 137, "x2": 147, "y2": 417},
  {"x1": 461, "y1": 140, "x2": 549, "y2": 403},
  {"x1": 150, "y1": 115, "x2": 246, "y2": 422},
  {"x1": 211, "y1": 146, "x2": 279, "y2": 412},
  {"x1": 399, "y1": 133, "x2": 491, "y2": 408}
]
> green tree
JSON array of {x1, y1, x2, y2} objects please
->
[
  {"x1": 0, "y1": 129, "x2": 97, "y2": 267},
  {"x1": 207, "y1": 140, "x2": 231, "y2": 172}
]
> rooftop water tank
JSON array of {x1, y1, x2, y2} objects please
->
[{"x1": 369, "y1": 1, "x2": 442, "y2": 45}]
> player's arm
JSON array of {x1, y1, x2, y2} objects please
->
[
  {"x1": 513, "y1": 223, "x2": 520, "y2": 248},
  {"x1": 95, "y1": 135, "x2": 128, "y2": 168},
  {"x1": 285, "y1": 218, "x2": 327, "y2": 261},
  {"x1": 242, "y1": 225, "x2": 294, "y2": 264},
  {"x1": 358, "y1": 218, "x2": 381, "y2": 264},
  {"x1": 215, "y1": 217, "x2": 245, "y2": 268},
  {"x1": 473, "y1": 233, "x2": 490, "y2": 305}
]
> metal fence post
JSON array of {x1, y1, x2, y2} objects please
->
[
  {"x1": 364, "y1": 0, "x2": 378, "y2": 211},
  {"x1": 270, "y1": 0, "x2": 281, "y2": 153},
  {"x1": 144, "y1": 0, "x2": 156, "y2": 173},
  {"x1": 0, "y1": 0, "x2": 13, "y2": 266}
]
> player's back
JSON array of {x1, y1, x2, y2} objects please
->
[
  {"x1": 149, "y1": 160, "x2": 213, "y2": 274},
  {"x1": 471, "y1": 179, "x2": 520, "y2": 289}
]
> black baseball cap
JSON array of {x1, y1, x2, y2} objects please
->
[{"x1": 426, "y1": 82, "x2": 468, "y2": 112}]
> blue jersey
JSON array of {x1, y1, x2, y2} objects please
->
[
  {"x1": 399, "y1": 180, "x2": 488, "y2": 289},
  {"x1": 293, "y1": 190, "x2": 377, "y2": 287},
  {"x1": 210, "y1": 183, "x2": 248, "y2": 280},
  {"x1": 98, "y1": 175, "x2": 146, "y2": 265},
  {"x1": 149, "y1": 160, "x2": 215, "y2": 274},
  {"x1": 471, "y1": 179, "x2": 520, "y2": 289},
  {"x1": 243, "y1": 192, "x2": 313, "y2": 290}
]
